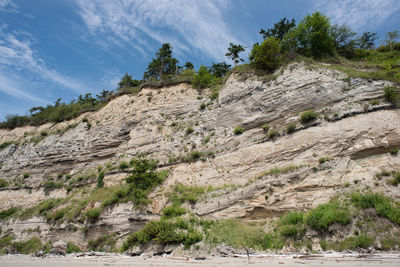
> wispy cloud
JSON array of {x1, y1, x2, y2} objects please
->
[
  {"x1": 313, "y1": 0, "x2": 400, "y2": 31},
  {"x1": 76, "y1": 0, "x2": 240, "y2": 60},
  {"x1": 0, "y1": 0, "x2": 18, "y2": 13},
  {"x1": 0, "y1": 72, "x2": 47, "y2": 103},
  {"x1": 0, "y1": 30, "x2": 86, "y2": 94}
]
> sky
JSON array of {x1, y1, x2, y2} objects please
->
[{"x1": 0, "y1": 0, "x2": 399, "y2": 120}]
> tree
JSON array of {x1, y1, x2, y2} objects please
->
[
  {"x1": 96, "y1": 90, "x2": 110, "y2": 102},
  {"x1": 358, "y1": 32, "x2": 378, "y2": 49},
  {"x1": 260, "y1": 17, "x2": 296, "y2": 40},
  {"x1": 118, "y1": 73, "x2": 141, "y2": 88},
  {"x1": 184, "y1": 62, "x2": 194, "y2": 70},
  {"x1": 250, "y1": 37, "x2": 281, "y2": 72},
  {"x1": 225, "y1": 43, "x2": 245, "y2": 65},
  {"x1": 386, "y1": 30, "x2": 399, "y2": 51},
  {"x1": 330, "y1": 24, "x2": 357, "y2": 50},
  {"x1": 329, "y1": 24, "x2": 357, "y2": 57},
  {"x1": 192, "y1": 65, "x2": 213, "y2": 89},
  {"x1": 143, "y1": 43, "x2": 179, "y2": 80},
  {"x1": 295, "y1": 11, "x2": 334, "y2": 58},
  {"x1": 209, "y1": 62, "x2": 231, "y2": 78}
]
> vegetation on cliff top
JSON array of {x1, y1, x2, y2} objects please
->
[{"x1": 1, "y1": 12, "x2": 398, "y2": 130}]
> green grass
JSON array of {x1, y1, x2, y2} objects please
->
[
  {"x1": 233, "y1": 126, "x2": 244, "y2": 135},
  {"x1": 168, "y1": 183, "x2": 211, "y2": 205},
  {"x1": 162, "y1": 205, "x2": 187, "y2": 218},
  {"x1": 300, "y1": 110, "x2": 318, "y2": 124},
  {"x1": 84, "y1": 208, "x2": 101, "y2": 220},
  {"x1": 205, "y1": 220, "x2": 283, "y2": 250},
  {"x1": 267, "y1": 130, "x2": 279, "y2": 139},
  {"x1": 0, "y1": 141, "x2": 13, "y2": 150},
  {"x1": 0, "y1": 207, "x2": 20, "y2": 220},
  {"x1": 286, "y1": 123, "x2": 296, "y2": 134}
]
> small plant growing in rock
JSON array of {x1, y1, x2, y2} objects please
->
[
  {"x1": 185, "y1": 126, "x2": 194, "y2": 135},
  {"x1": 300, "y1": 110, "x2": 318, "y2": 124},
  {"x1": 333, "y1": 112, "x2": 339, "y2": 118},
  {"x1": 119, "y1": 161, "x2": 129, "y2": 170},
  {"x1": 267, "y1": 130, "x2": 278, "y2": 140},
  {"x1": 233, "y1": 126, "x2": 244, "y2": 135},
  {"x1": 22, "y1": 173, "x2": 30, "y2": 179},
  {"x1": 384, "y1": 86, "x2": 398, "y2": 105},
  {"x1": 286, "y1": 123, "x2": 296, "y2": 134},
  {"x1": 318, "y1": 157, "x2": 326, "y2": 164},
  {"x1": 389, "y1": 148, "x2": 398, "y2": 155},
  {"x1": 85, "y1": 208, "x2": 101, "y2": 220},
  {"x1": 261, "y1": 124, "x2": 270, "y2": 132},
  {"x1": 97, "y1": 171, "x2": 104, "y2": 189},
  {"x1": 199, "y1": 103, "x2": 206, "y2": 110}
]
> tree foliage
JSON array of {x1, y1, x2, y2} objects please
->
[
  {"x1": 225, "y1": 43, "x2": 245, "y2": 65},
  {"x1": 358, "y1": 32, "x2": 378, "y2": 49},
  {"x1": 118, "y1": 73, "x2": 141, "y2": 89},
  {"x1": 209, "y1": 62, "x2": 231, "y2": 78},
  {"x1": 143, "y1": 43, "x2": 179, "y2": 80},
  {"x1": 330, "y1": 24, "x2": 357, "y2": 56},
  {"x1": 184, "y1": 62, "x2": 194, "y2": 70},
  {"x1": 294, "y1": 11, "x2": 334, "y2": 58},
  {"x1": 192, "y1": 65, "x2": 213, "y2": 89},
  {"x1": 250, "y1": 37, "x2": 281, "y2": 72},
  {"x1": 259, "y1": 17, "x2": 296, "y2": 40}
]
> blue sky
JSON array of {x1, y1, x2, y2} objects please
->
[{"x1": 0, "y1": 0, "x2": 399, "y2": 120}]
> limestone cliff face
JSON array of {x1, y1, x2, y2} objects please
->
[{"x1": 0, "y1": 62, "x2": 399, "y2": 246}]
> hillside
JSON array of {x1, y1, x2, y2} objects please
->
[{"x1": 0, "y1": 61, "x2": 399, "y2": 255}]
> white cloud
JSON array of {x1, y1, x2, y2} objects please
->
[
  {"x1": 0, "y1": 31, "x2": 86, "y2": 94},
  {"x1": 76, "y1": 0, "x2": 240, "y2": 60},
  {"x1": 313, "y1": 0, "x2": 400, "y2": 31},
  {"x1": 0, "y1": 0, "x2": 18, "y2": 12},
  {"x1": 0, "y1": 72, "x2": 47, "y2": 103}
]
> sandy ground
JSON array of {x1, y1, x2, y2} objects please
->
[{"x1": 1, "y1": 253, "x2": 400, "y2": 267}]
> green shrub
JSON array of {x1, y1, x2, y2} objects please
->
[
  {"x1": 88, "y1": 234, "x2": 117, "y2": 252},
  {"x1": 22, "y1": 173, "x2": 30, "y2": 179},
  {"x1": 305, "y1": 201, "x2": 351, "y2": 230},
  {"x1": 261, "y1": 124, "x2": 270, "y2": 132},
  {"x1": 351, "y1": 192, "x2": 400, "y2": 225},
  {"x1": 97, "y1": 171, "x2": 104, "y2": 189},
  {"x1": 267, "y1": 130, "x2": 279, "y2": 139},
  {"x1": 300, "y1": 110, "x2": 318, "y2": 124},
  {"x1": 279, "y1": 225, "x2": 298, "y2": 238},
  {"x1": 162, "y1": 205, "x2": 187, "y2": 218},
  {"x1": 250, "y1": 37, "x2": 282, "y2": 72},
  {"x1": 66, "y1": 242, "x2": 81, "y2": 253},
  {"x1": 318, "y1": 157, "x2": 327, "y2": 164},
  {"x1": 192, "y1": 65, "x2": 214, "y2": 89},
  {"x1": 279, "y1": 211, "x2": 303, "y2": 225},
  {"x1": 384, "y1": 86, "x2": 398, "y2": 105},
  {"x1": 85, "y1": 208, "x2": 101, "y2": 220},
  {"x1": 119, "y1": 161, "x2": 129, "y2": 170},
  {"x1": 389, "y1": 148, "x2": 398, "y2": 155},
  {"x1": 233, "y1": 126, "x2": 244, "y2": 135},
  {"x1": 13, "y1": 237, "x2": 42, "y2": 254},
  {"x1": 0, "y1": 178, "x2": 8, "y2": 188},
  {"x1": 286, "y1": 123, "x2": 296, "y2": 134},
  {"x1": 185, "y1": 126, "x2": 194, "y2": 135},
  {"x1": 199, "y1": 103, "x2": 206, "y2": 110}
]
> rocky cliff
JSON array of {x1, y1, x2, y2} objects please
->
[{"x1": 0, "y1": 62, "x2": 399, "y2": 254}]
